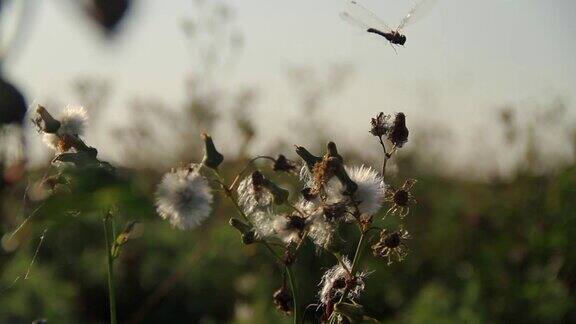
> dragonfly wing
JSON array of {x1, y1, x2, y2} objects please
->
[
  {"x1": 396, "y1": 0, "x2": 438, "y2": 31},
  {"x1": 341, "y1": 0, "x2": 392, "y2": 33}
]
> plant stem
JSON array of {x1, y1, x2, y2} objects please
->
[
  {"x1": 103, "y1": 215, "x2": 118, "y2": 324},
  {"x1": 350, "y1": 233, "x2": 366, "y2": 274},
  {"x1": 329, "y1": 232, "x2": 367, "y2": 323},
  {"x1": 285, "y1": 265, "x2": 300, "y2": 324},
  {"x1": 378, "y1": 136, "x2": 388, "y2": 177},
  {"x1": 209, "y1": 167, "x2": 301, "y2": 323}
]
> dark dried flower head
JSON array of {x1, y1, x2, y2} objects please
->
[
  {"x1": 385, "y1": 179, "x2": 417, "y2": 218},
  {"x1": 286, "y1": 214, "x2": 307, "y2": 232},
  {"x1": 301, "y1": 187, "x2": 317, "y2": 201},
  {"x1": 273, "y1": 285, "x2": 293, "y2": 315},
  {"x1": 33, "y1": 105, "x2": 61, "y2": 134},
  {"x1": 372, "y1": 228, "x2": 411, "y2": 265},
  {"x1": 274, "y1": 213, "x2": 307, "y2": 244},
  {"x1": 384, "y1": 231, "x2": 401, "y2": 248},
  {"x1": 273, "y1": 154, "x2": 297, "y2": 173},
  {"x1": 370, "y1": 112, "x2": 391, "y2": 137},
  {"x1": 251, "y1": 170, "x2": 266, "y2": 188},
  {"x1": 248, "y1": 171, "x2": 289, "y2": 205},
  {"x1": 323, "y1": 202, "x2": 349, "y2": 222},
  {"x1": 388, "y1": 112, "x2": 409, "y2": 148},
  {"x1": 393, "y1": 189, "x2": 409, "y2": 206}
]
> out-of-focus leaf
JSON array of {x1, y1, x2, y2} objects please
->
[
  {"x1": 84, "y1": 0, "x2": 131, "y2": 36},
  {"x1": 0, "y1": 76, "x2": 27, "y2": 125}
]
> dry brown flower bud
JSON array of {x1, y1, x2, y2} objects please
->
[
  {"x1": 201, "y1": 133, "x2": 224, "y2": 169},
  {"x1": 294, "y1": 145, "x2": 321, "y2": 171},
  {"x1": 273, "y1": 285, "x2": 293, "y2": 315},
  {"x1": 370, "y1": 112, "x2": 391, "y2": 137},
  {"x1": 273, "y1": 154, "x2": 297, "y2": 173},
  {"x1": 33, "y1": 105, "x2": 61, "y2": 134},
  {"x1": 388, "y1": 112, "x2": 409, "y2": 148}
]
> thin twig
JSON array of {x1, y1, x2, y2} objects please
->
[{"x1": 24, "y1": 228, "x2": 47, "y2": 280}]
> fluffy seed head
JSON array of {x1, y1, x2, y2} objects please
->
[
  {"x1": 319, "y1": 258, "x2": 366, "y2": 305},
  {"x1": 273, "y1": 214, "x2": 306, "y2": 245},
  {"x1": 237, "y1": 174, "x2": 273, "y2": 215},
  {"x1": 250, "y1": 210, "x2": 276, "y2": 238},
  {"x1": 329, "y1": 165, "x2": 384, "y2": 216},
  {"x1": 155, "y1": 167, "x2": 213, "y2": 230},
  {"x1": 42, "y1": 106, "x2": 89, "y2": 151}
]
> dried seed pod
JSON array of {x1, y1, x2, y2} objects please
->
[
  {"x1": 201, "y1": 133, "x2": 224, "y2": 169},
  {"x1": 294, "y1": 145, "x2": 321, "y2": 171},
  {"x1": 273, "y1": 285, "x2": 293, "y2": 315},
  {"x1": 273, "y1": 154, "x2": 297, "y2": 173},
  {"x1": 388, "y1": 112, "x2": 409, "y2": 148},
  {"x1": 326, "y1": 141, "x2": 344, "y2": 164},
  {"x1": 33, "y1": 105, "x2": 61, "y2": 134}
]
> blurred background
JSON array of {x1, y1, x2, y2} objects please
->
[{"x1": 1, "y1": 0, "x2": 575, "y2": 323}]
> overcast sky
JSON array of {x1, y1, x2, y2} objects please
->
[{"x1": 3, "y1": 0, "x2": 575, "y2": 173}]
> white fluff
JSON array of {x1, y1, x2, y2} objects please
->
[
  {"x1": 155, "y1": 168, "x2": 213, "y2": 230},
  {"x1": 42, "y1": 105, "x2": 89, "y2": 151},
  {"x1": 328, "y1": 165, "x2": 385, "y2": 216},
  {"x1": 319, "y1": 258, "x2": 366, "y2": 305}
]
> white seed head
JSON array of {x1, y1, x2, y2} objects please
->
[
  {"x1": 42, "y1": 105, "x2": 89, "y2": 151},
  {"x1": 155, "y1": 167, "x2": 213, "y2": 230},
  {"x1": 329, "y1": 165, "x2": 385, "y2": 216},
  {"x1": 273, "y1": 216, "x2": 303, "y2": 245},
  {"x1": 237, "y1": 175, "x2": 273, "y2": 215},
  {"x1": 250, "y1": 210, "x2": 276, "y2": 238},
  {"x1": 319, "y1": 258, "x2": 366, "y2": 305},
  {"x1": 58, "y1": 105, "x2": 88, "y2": 136},
  {"x1": 299, "y1": 200, "x2": 336, "y2": 249}
]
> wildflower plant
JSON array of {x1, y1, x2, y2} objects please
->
[
  {"x1": 151, "y1": 111, "x2": 417, "y2": 323},
  {"x1": 31, "y1": 104, "x2": 135, "y2": 324},
  {"x1": 30, "y1": 103, "x2": 417, "y2": 323}
]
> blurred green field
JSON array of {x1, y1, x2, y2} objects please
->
[{"x1": 1, "y1": 135, "x2": 575, "y2": 323}]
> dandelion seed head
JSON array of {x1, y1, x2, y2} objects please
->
[{"x1": 155, "y1": 167, "x2": 213, "y2": 230}]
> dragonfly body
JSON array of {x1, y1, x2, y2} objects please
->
[
  {"x1": 367, "y1": 28, "x2": 406, "y2": 46},
  {"x1": 342, "y1": 0, "x2": 436, "y2": 51}
]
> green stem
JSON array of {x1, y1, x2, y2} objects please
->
[
  {"x1": 350, "y1": 233, "x2": 366, "y2": 274},
  {"x1": 286, "y1": 265, "x2": 300, "y2": 324},
  {"x1": 329, "y1": 233, "x2": 367, "y2": 324},
  {"x1": 103, "y1": 216, "x2": 118, "y2": 324}
]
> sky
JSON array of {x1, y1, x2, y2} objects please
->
[{"x1": 2, "y1": 0, "x2": 576, "y2": 173}]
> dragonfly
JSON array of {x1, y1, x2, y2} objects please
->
[{"x1": 340, "y1": 0, "x2": 437, "y2": 53}]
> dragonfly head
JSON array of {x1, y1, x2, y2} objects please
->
[{"x1": 398, "y1": 34, "x2": 407, "y2": 46}]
